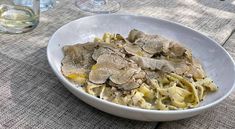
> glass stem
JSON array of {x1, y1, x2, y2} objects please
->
[
  {"x1": 91, "y1": 0, "x2": 108, "y2": 6},
  {"x1": 33, "y1": 0, "x2": 40, "y2": 16}
]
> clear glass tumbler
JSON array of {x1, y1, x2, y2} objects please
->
[
  {"x1": 14, "y1": 0, "x2": 55, "y2": 12},
  {"x1": 0, "y1": 0, "x2": 40, "y2": 34}
]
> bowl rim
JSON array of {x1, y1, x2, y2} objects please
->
[{"x1": 47, "y1": 14, "x2": 235, "y2": 114}]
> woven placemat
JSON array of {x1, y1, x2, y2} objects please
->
[{"x1": 0, "y1": 0, "x2": 234, "y2": 128}]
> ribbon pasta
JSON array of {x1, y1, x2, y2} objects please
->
[{"x1": 62, "y1": 30, "x2": 218, "y2": 110}]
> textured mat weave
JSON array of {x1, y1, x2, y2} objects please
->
[{"x1": 0, "y1": 0, "x2": 234, "y2": 128}]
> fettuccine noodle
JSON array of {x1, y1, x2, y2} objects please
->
[{"x1": 61, "y1": 30, "x2": 218, "y2": 110}]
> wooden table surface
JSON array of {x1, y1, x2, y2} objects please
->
[{"x1": 0, "y1": 0, "x2": 234, "y2": 129}]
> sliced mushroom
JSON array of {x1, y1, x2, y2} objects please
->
[
  {"x1": 62, "y1": 42, "x2": 98, "y2": 77},
  {"x1": 124, "y1": 43, "x2": 152, "y2": 57},
  {"x1": 62, "y1": 55, "x2": 87, "y2": 76},
  {"x1": 108, "y1": 79, "x2": 141, "y2": 91},
  {"x1": 144, "y1": 70, "x2": 163, "y2": 80},
  {"x1": 142, "y1": 40, "x2": 161, "y2": 54},
  {"x1": 92, "y1": 47, "x2": 114, "y2": 61},
  {"x1": 89, "y1": 67, "x2": 118, "y2": 84},
  {"x1": 89, "y1": 54, "x2": 128, "y2": 84},
  {"x1": 119, "y1": 81, "x2": 141, "y2": 90},
  {"x1": 186, "y1": 58, "x2": 205, "y2": 80},
  {"x1": 133, "y1": 70, "x2": 146, "y2": 79},
  {"x1": 128, "y1": 30, "x2": 172, "y2": 55},
  {"x1": 110, "y1": 67, "x2": 141, "y2": 85},
  {"x1": 130, "y1": 56, "x2": 175, "y2": 73},
  {"x1": 169, "y1": 42, "x2": 187, "y2": 57},
  {"x1": 97, "y1": 54, "x2": 128, "y2": 69},
  {"x1": 185, "y1": 50, "x2": 193, "y2": 62},
  {"x1": 174, "y1": 62, "x2": 190, "y2": 75},
  {"x1": 62, "y1": 42, "x2": 98, "y2": 68},
  {"x1": 142, "y1": 36, "x2": 170, "y2": 54},
  {"x1": 127, "y1": 29, "x2": 145, "y2": 42}
]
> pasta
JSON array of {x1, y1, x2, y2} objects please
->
[{"x1": 61, "y1": 29, "x2": 218, "y2": 110}]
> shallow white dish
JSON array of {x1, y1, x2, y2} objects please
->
[{"x1": 47, "y1": 14, "x2": 235, "y2": 121}]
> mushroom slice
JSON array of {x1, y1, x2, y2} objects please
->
[
  {"x1": 62, "y1": 55, "x2": 87, "y2": 76},
  {"x1": 133, "y1": 70, "x2": 146, "y2": 79},
  {"x1": 97, "y1": 54, "x2": 128, "y2": 69},
  {"x1": 89, "y1": 67, "x2": 117, "y2": 84},
  {"x1": 144, "y1": 70, "x2": 163, "y2": 80},
  {"x1": 186, "y1": 58, "x2": 205, "y2": 80},
  {"x1": 142, "y1": 40, "x2": 161, "y2": 54},
  {"x1": 110, "y1": 67, "x2": 140, "y2": 85},
  {"x1": 128, "y1": 30, "x2": 172, "y2": 54},
  {"x1": 131, "y1": 56, "x2": 175, "y2": 73},
  {"x1": 62, "y1": 42, "x2": 97, "y2": 68},
  {"x1": 92, "y1": 47, "x2": 114, "y2": 61},
  {"x1": 124, "y1": 43, "x2": 152, "y2": 57},
  {"x1": 128, "y1": 29, "x2": 145, "y2": 42},
  {"x1": 89, "y1": 54, "x2": 128, "y2": 84},
  {"x1": 142, "y1": 36, "x2": 170, "y2": 54},
  {"x1": 119, "y1": 81, "x2": 141, "y2": 90},
  {"x1": 62, "y1": 42, "x2": 98, "y2": 82},
  {"x1": 169, "y1": 42, "x2": 187, "y2": 57},
  {"x1": 108, "y1": 80, "x2": 141, "y2": 91},
  {"x1": 174, "y1": 62, "x2": 190, "y2": 75},
  {"x1": 92, "y1": 44, "x2": 125, "y2": 61}
]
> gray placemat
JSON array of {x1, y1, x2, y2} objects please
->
[
  {"x1": 0, "y1": 53, "x2": 156, "y2": 129},
  {"x1": 119, "y1": 0, "x2": 235, "y2": 44},
  {"x1": 0, "y1": 0, "x2": 235, "y2": 128}
]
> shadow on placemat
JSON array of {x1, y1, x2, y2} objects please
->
[{"x1": 0, "y1": 53, "x2": 156, "y2": 129}]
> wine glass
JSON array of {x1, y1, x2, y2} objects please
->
[{"x1": 75, "y1": 0, "x2": 121, "y2": 14}]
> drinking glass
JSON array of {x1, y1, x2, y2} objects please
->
[
  {"x1": 14, "y1": 0, "x2": 55, "y2": 12},
  {"x1": 0, "y1": 0, "x2": 40, "y2": 34},
  {"x1": 40, "y1": 0, "x2": 55, "y2": 11},
  {"x1": 75, "y1": 0, "x2": 120, "y2": 14}
]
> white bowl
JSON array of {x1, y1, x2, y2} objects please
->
[{"x1": 47, "y1": 14, "x2": 235, "y2": 121}]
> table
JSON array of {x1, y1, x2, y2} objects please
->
[{"x1": 0, "y1": 0, "x2": 234, "y2": 128}]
